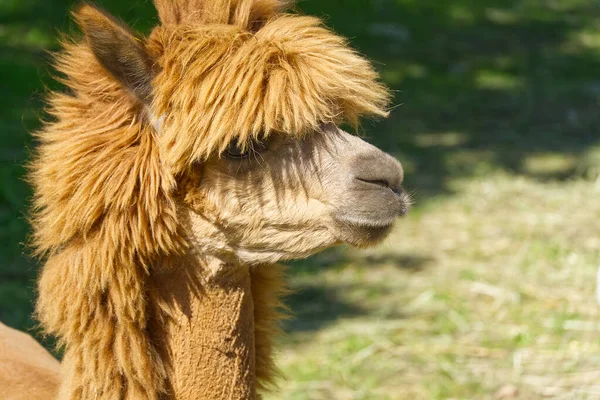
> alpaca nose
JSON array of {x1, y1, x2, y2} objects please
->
[{"x1": 352, "y1": 152, "x2": 404, "y2": 195}]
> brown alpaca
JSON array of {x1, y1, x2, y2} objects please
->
[
  {"x1": 3, "y1": 0, "x2": 409, "y2": 399},
  {"x1": 0, "y1": 322, "x2": 60, "y2": 400}
]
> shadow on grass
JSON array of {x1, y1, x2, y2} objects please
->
[
  {"x1": 283, "y1": 248, "x2": 433, "y2": 333},
  {"x1": 284, "y1": 283, "x2": 366, "y2": 332},
  {"x1": 300, "y1": 0, "x2": 600, "y2": 198}
]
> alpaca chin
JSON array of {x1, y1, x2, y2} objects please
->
[{"x1": 332, "y1": 219, "x2": 396, "y2": 249}]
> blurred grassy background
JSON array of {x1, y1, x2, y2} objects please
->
[{"x1": 1, "y1": 0, "x2": 600, "y2": 399}]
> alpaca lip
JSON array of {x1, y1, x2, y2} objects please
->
[
  {"x1": 331, "y1": 215, "x2": 396, "y2": 247},
  {"x1": 397, "y1": 195, "x2": 410, "y2": 217},
  {"x1": 333, "y1": 186, "x2": 409, "y2": 231},
  {"x1": 353, "y1": 179, "x2": 409, "y2": 215},
  {"x1": 394, "y1": 189, "x2": 411, "y2": 217},
  {"x1": 332, "y1": 215, "x2": 396, "y2": 230}
]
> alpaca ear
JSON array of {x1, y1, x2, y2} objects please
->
[{"x1": 74, "y1": 4, "x2": 154, "y2": 103}]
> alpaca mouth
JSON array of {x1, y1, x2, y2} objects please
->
[
  {"x1": 336, "y1": 187, "x2": 411, "y2": 225},
  {"x1": 396, "y1": 195, "x2": 410, "y2": 217},
  {"x1": 331, "y1": 217, "x2": 395, "y2": 248},
  {"x1": 331, "y1": 188, "x2": 410, "y2": 247},
  {"x1": 334, "y1": 216, "x2": 396, "y2": 229}
]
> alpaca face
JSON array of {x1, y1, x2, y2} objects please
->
[
  {"x1": 73, "y1": 4, "x2": 408, "y2": 265},
  {"x1": 183, "y1": 123, "x2": 409, "y2": 265}
]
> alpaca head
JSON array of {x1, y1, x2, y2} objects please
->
[
  {"x1": 74, "y1": 1, "x2": 409, "y2": 266},
  {"x1": 31, "y1": 1, "x2": 409, "y2": 398},
  {"x1": 181, "y1": 122, "x2": 408, "y2": 265}
]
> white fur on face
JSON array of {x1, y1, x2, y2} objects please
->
[{"x1": 183, "y1": 124, "x2": 406, "y2": 265}]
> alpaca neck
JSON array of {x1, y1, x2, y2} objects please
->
[{"x1": 149, "y1": 254, "x2": 256, "y2": 400}]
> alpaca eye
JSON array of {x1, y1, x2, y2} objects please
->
[
  {"x1": 226, "y1": 142, "x2": 251, "y2": 159},
  {"x1": 225, "y1": 139, "x2": 268, "y2": 160}
]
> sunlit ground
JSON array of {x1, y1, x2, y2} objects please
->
[
  {"x1": 1, "y1": 0, "x2": 600, "y2": 399},
  {"x1": 269, "y1": 174, "x2": 600, "y2": 399}
]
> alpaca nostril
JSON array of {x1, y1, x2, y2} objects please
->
[
  {"x1": 355, "y1": 177, "x2": 403, "y2": 195},
  {"x1": 351, "y1": 150, "x2": 404, "y2": 196},
  {"x1": 356, "y1": 177, "x2": 391, "y2": 189}
]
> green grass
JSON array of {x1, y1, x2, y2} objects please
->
[
  {"x1": 272, "y1": 176, "x2": 600, "y2": 399},
  {"x1": 1, "y1": 0, "x2": 600, "y2": 398}
]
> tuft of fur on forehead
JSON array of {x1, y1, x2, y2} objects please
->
[
  {"x1": 150, "y1": 15, "x2": 390, "y2": 173},
  {"x1": 154, "y1": 0, "x2": 291, "y2": 28}
]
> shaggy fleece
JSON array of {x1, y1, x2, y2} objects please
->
[{"x1": 29, "y1": 1, "x2": 389, "y2": 399}]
